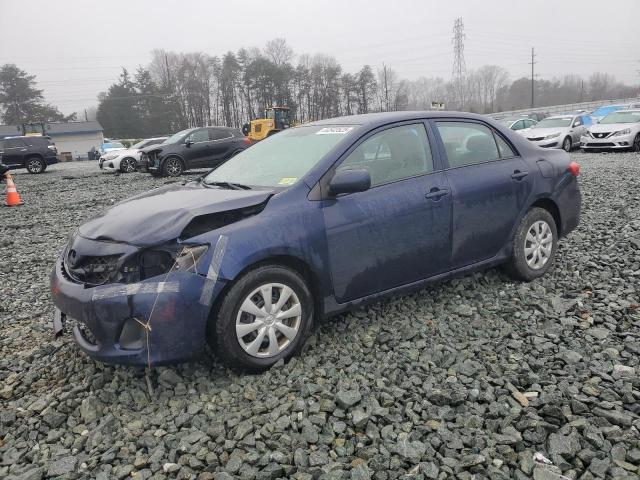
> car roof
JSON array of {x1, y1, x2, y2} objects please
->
[{"x1": 306, "y1": 111, "x2": 494, "y2": 129}]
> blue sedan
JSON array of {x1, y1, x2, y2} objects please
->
[{"x1": 50, "y1": 112, "x2": 581, "y2": 370}]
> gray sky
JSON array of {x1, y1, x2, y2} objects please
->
[{"x1": 1, "y1": 0, "x2": 638, "y2": 115}]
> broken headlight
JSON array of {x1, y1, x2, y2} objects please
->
[{"x1": 120, "y1": 244, "x2": 209, "y2": 283}]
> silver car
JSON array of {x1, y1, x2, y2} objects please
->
[{"x1": 524, "y1": 114, "x2": 591, "y2": 151}]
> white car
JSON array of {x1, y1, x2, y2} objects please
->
[
  {"x1": 524, "y1": 114, "x2": 592, "y2": 152},
  {"x1": 497, "y1": 117, "x2": 538, "y2": 135},
  {"x1": 99, "y1": 137, "x2": 167, "y2": 173},
  {"x1": 581, "y1": 109, "x2": 640, "y2": 152}
]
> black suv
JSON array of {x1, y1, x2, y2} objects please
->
[
  {"x1": 140, "y1": 126, "x2": 249, "y2": 177},
  {"x1": 0, "y1": 136, "x2": 58, "y2": 174}
]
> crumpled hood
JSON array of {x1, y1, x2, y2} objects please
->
[
  {"x1": 526, "y1": 127, "x2": 567, "y2": 139},
  {"x1": 78, "y1": 183, "x2": 273, "y2": 246}
]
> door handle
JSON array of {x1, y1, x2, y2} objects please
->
[
  {"x1": 511, "y1": 170, "x2": 528, "y2": 180},
  {"x1": 425, "y1": 188, "x2": 449, "y2": 200}
]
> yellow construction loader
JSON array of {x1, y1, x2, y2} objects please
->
[{"x1": 244, "y1": 107, "x2": 292, "y2": 142}]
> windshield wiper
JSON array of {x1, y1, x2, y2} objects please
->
[{"x1": 203, "y1": 180, "x2": 252, "y2": 190}]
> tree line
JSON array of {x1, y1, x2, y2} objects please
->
[
  {"x1": 0, "y1": 38, "x2": 637, "y2": 137},
  {"x1": 95, "y1": 38, "x2": 638, "y2": 137}
]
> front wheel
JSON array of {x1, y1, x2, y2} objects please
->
[
  {"x1": 562, "y1": 137, "x2": 572, "y2": 152},
  {"x1": 26, "y1": 157, "x2": 45, "y2": 174},
  {"x1": 505, "y1": 207, "x2": 558, "y2": 281},
  {"x1": 163, "y1": 157, "x2": 184, "y2": 177},
  {"x1": 632, "y1": 134, "x2": 640, "y2": 152},
  {"x1": 213, "y1": 265, "x2": 314, "y2": 371},
  {"x1": 120, "y1": 157, "x2": 137, "y2": 173}
]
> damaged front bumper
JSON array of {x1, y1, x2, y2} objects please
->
[{"x1": 50, "y1": 241, "x2": 228, "y2": 366}]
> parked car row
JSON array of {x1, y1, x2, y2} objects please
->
[{"x1": 98, "y1": 126, "x2": 251, "y2": 176}]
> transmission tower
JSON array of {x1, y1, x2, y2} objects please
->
[{"x1": 452, "y1": 17, "x2": 467, "y2": 110}]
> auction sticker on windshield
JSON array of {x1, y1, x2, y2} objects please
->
[
  {"x1": 316, "y1": 127, "x2": 354, "y2": 135},
  {"x1": 278, "y1": 177, "x2": 298, "y2": 185}
]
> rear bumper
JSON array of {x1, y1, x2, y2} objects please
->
[
  {"x1": 50, "y1": 256, "x2": 226, "y2": 366},
  {"x1": 555, "y1": 176, "x2": 581, "y2": 237},
  {"x1": 45, "y1": 156, "x2": 58, "y2": 166}
]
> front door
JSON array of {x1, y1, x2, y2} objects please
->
[
  {"x1": 184, "y1": 129, "x2": 212, "y2": 168},
  {"x1": 433, "y1": 120, "x2": 533, "y2": 269},
  {"x1": 323, "y1": 123, "x2": 452, "y2": 303}
]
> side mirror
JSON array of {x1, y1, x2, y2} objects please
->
[
  {"x1": 573, "y1": 122, "x2": 580, "y2": 127},
  {"x1": 329, "y1": 169, "x2": 371, "y2": 196},
  {"x1": 185, "y1": 139, "x2": 193, "y2": 148}
]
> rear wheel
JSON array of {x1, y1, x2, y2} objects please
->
[
  {"x1": 120, "y1": 157, "x2": 137, "y2": 173},
  {"x1": 26, "y1": 157, "x2": 45, "y2": 174},
  {"x1": 562, "y1": 137, "x2": 572, "y2": 152},
  {"x1": 213, "y1": 265, "x2": 314, "y2": 371},
  {"x1": 163, "y1": 157, "x2": 184, "y2": 177},
  {"x1": 505, "y1": 207, "x2": 558, "y2": 281}
]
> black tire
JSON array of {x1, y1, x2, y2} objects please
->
[
  {"x1": 25, "y1": 157, "x2": 46, "y2": 174},
  {"x1": 162, "y1": 156, "x2": 184, "y2": 177},
  {"x1": 505, "y1": 207, "x2": 558, "y2": 282},
  {"x1": 120, "y1": 157, "x2": 137, "y2": 173},
  {"x1": 562, "y1": 137, "x2": 572, "y2": 152},
  {"x1": 213, "y1": 265, "x2": 314, "y2": 371},
  {"x1": 632, "y1": 134, "x2": 640, "y2": 153}
]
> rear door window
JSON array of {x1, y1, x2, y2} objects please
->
[
  {"x1": 435, "y1": 122, "x2": 500, "y2": 168},
  {"x1": 512, "y1": 120, "x2": 525, "y2": 131},
  {"x1": 210, "y1": 128, "x2": 233, "y2": 141},
  {"x1": 337, "y1": 124, "x2": 434, "y2": 187},
  {"x1": 494, "y1": 134, "x2": 516, "y2": 158}
]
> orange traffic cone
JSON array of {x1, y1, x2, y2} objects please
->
[{"x1": 4, "y1": 174, "x2": 24, "y2": 207}]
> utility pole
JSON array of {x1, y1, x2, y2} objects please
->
[
  {"x1": 452, "y1": 18, "x2": 467, "y2": 110},
  {"x1": 84, "y1": 109, "x2": 88, "y2": 121},
  {"x1": 383, "y1": 63, "x2": 389, "y2": 111},
  {"x1": 580, "y1": 80, "x2": 584, "y2": 103},
  {"x1": 529, "y1": 47, "x2": 537, "y2": 108}
]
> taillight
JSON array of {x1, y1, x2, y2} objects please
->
[
  {"x1": 568, "y1": 162, "x2": 580, "y2": 176},
  {"x1": 243, "y1": 137, "x2": 251, "y2": 145}
]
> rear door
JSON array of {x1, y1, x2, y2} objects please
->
[
  {"x1": 208, "y1": 128, "x2": 235, "y2": 166},
  {"x1": 432, "y1": 119, "x2": 533, "y2": 269},
  {"x1": 1, "y1": 138, "x2": 28, "y2": 166},
  {"x1": 323, "y1": 122, "x2": 452, "y2": 302}
]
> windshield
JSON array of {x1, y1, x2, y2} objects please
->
[
  {"x1": 534, "y1": 118, "x2": 571, "y2": 128},
  {"x1": 105, "y1": 142, "x2": 124, "y2": 148},
  {"x1": 203, "y1": 125, "x2": 355, "y2": 188},
  {"x1": 130, "y1": 139, "x2": 147, "y2": 149},
  {"x1": 599, "y1": 111, "x2": 640, "y2": 124},
  {"x1": 163, "y1": 129, "x2": 191, "y2": 145}
]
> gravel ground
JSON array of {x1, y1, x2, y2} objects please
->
[{"x1": 1, "y1": 153, "x2": 639, "y2": 480}]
